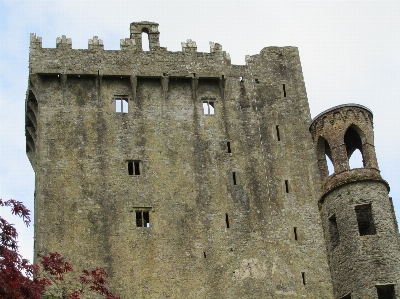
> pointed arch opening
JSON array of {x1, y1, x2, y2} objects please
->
[
  {"x1": 317, "y1": 136, "x2": 334, "y2": 178},
  {"x1": 344, "y1": 125, "x2": 365, "y2": 169},
  {"x1": 141, "y1": 28, "x2": 150, "y2": 51}
]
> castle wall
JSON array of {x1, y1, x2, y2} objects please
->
[
  {"x1": 320, "y1": 181, "x2": 400, "y2": 298},
  {"x1": 28, "y1": 23, "x2": 335, "y2": 298}
]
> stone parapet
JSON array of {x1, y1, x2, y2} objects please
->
[{"x1": 320, "y1": 168, "x2": 389, "y2": 200}]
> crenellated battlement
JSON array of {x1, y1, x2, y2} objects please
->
[
  {"x1": 88, "y1": 36, "x2": 104, "y2": 50},
  {"x1": 56, "y1": 35, "x2": 72, "y2": 49},
  {"x1": 26, "y1": 21, "x2": 400, "y2": 299}
]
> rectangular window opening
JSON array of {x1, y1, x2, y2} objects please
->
[
  {"x1": 135, "y1": 210, "x2": 150, "y2": 228},
  {"x1": 128, "y1": 160, "x2": 141, "y2": 176},
  {"x1": 143, "y1": 211, "x2": 150, "y2": 227},
  {"x1": 276, "y1": 125, "x2": 281, "y2": 141},
  {"x1": 232, "y1": 172, "x2": 237, "y2": 185},
  {"x1": 136, "y1": 211, "x2": 143, "y2": 227},
  {"x1": 355, "y1": 204, "x2": 376, "y2": 236},
  {"x1": 376, "y1": 284, "x2": 395, "y2": 299},
  {"x1": 294, "y1": 227, "x2": 298, "y2": 241},
  {"x1": 227, "y1": 142, "x2": 231, "y2": 153},
  {"x1": 209, "y1": 101, "x2": 215, "y2": 114},
  {"x1": 115, "y1": 97, "x2": 129, "y2": 113},
  {"x1": 134, "y1": 161, "x2": 140, "y2": 175},
  {"x1": 128, "y1": 161, "x2": 134, "y2": 175},
  {"x1": 283, "y1": 84, "x2": 286, "y2": 97},
  {"x1": 226, "y1": 213, "x2": 230, "y2": 229},
  {"x1": 329, "y1": 214, "x2": 340, "y2": 248},
  {"x1": 285, "y1": 180, "x2": 289, "y2": 193},
  {"x1": 202, "y1": 100, "x2": 215, "y2": 115},
  {"x1": 301, "y1": 272, "x2": 306, "y2": 285}
]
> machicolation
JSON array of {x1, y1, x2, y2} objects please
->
[{"x1": 26, "y1": 21, "x2": 400, "y2": 299}]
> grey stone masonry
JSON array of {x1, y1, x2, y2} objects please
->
[{"x1": 26, "y1": 22, "x2": 399, "y2": 299}]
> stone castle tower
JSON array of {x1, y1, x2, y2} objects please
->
[{"x1": 26, "y1": 22, "x2": 400, "y2": 299}]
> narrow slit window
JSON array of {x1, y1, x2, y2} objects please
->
[
  {"x1": 301, "y1": 272, "x2": 306, "y2": 285},
  {"x1": 376, "y1": 284, "x2": 395, "y2": 299},
  {"x1": 128, "y1": 161, "x2": 134, "y2": 175},
  {"x1": 134, "y1": 161, "x2": 140, "y2": 175},
  {"x1": 227, "y1": 142, "x2": 231, "y2": 153},
  {"x1": 328, "y1": 214, "x2": 340, "y2": 248},
  {"x1": 202, "y1": 99, "x2": 215, "y2": 115},
  {"x1": 127, "y1": 160, "x2": 141, "y2": 176},
  {"x1": 226, "y1": 213, "x2": 230, "y2": 229},
  {"x1": 142, "y1": 31, "x2": 150, "y2": 51},
  {"x1": 355, "y1": 204, "x2": 376, "y2": 236},
  {"x1": 135, "y1": 210, "x2": 150, "y2": 227},
  {"x1": 115, "y1": 97, "x2": 128, "y2": 113},
  {"x1": 285, "y1": 180, "x2": 289, "y2": 193},
  {"x1": 143, "y1": 211, "x2": 150, "y2": 227},
  {"x1": 276, "y1": 125, "x2": 281, "y2": 141},
  {"x1": 203, "y1": 251, "x2": 207, "y2": 258},
  {"x1": 294, "y1": 227, "x2": 298, "y2": 241},
  {"x1": 232, "y1": 172, "x2": 237, "y2": 185},
  {"x1": 283, "y1": 84, "x2": 286, "y2": 97}
]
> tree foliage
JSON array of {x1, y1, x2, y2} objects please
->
[{"x1": 0, "y1": 199, "x2": 120, "y2": 299}]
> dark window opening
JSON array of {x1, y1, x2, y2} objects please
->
[
  {"x1": 128, "y1": 162, "x2": 134, "y2": 175},
  {"x1": 276, "y1": 125, "x2": 281, "y2": 141},
  {"x1": 329, "y1": 214, "x2": 340, "y2": 248},
  {"x1": 134, "y1": 161, "x2": 140, "y2": 175},
  {"x1": 255, "y1": 78, "x2": 259, "y2": 83},
  {"x1": 344, "y1": 126, "x2": 364, "y2": 168},
  {"x1": 227, "y1": 142, "x2": 231, "y2": 153},
  {"x1": 301, "y1": 272, "x2": 306, "y2": 285},
  {"x1": 128, "y1": 161, "x2": 141, "y2": 176},
  {"x1": 203, "y1": 100, "x2": 215, "y2": 115},
  {"x1": 283, "y1": 84, "x2": 286, "y2": 97},
  {"x1": 226, "y1": 213, "x2": 230, "y2": 229},
  {"x1": 203, "y1": 251, "x2": 207, "y2": 258},
  {"x1": 355, "y1": 204, "x2": 376, "y2": 236},
  {"x1": 376, "y1": 284, "x2": 395, "y2": 299},
  {"x1": 285, "y1": 180, "x2": 289, "y2": 193},
  {"x1": 294, "y1": 227, "x2": 298, "y2": 241},
  {"x1": 136, "y1": 211, "x2": 150, "y2": 227},
  {"x1": 115, "y1": 97, "x2": 128, "y2": 113},
  {"x1": 340, "y1": 294, "x2": 351, "y2": 299},
  {"x1": 232, "y1": 172, "x2": 237, "y2": 185}
]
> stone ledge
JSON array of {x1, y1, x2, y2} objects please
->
[{"x1": 320, "y1": 168, "x2": 389, "y2": 202}]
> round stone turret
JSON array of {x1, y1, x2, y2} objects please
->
[
  {"x1": 310, "y1": 104, "x2": 400, "y2": 299},
  {"x1": 309, "y1": 104, "x2": 384, "y2": 194}
]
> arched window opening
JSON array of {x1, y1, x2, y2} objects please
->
[
  {"x1": 317, "y1": 137, "x2": 334, "y2": 178},
  {"x1": 349, "y1": 149, "x2": 363, "y2": 169},
  {"x1": 141, "y1": 29, "x2": 150, "y2": 51},
  {"x1": 326, "y1": 154, "x2": 334, "y2": 175},
  {"x1": 344, "y1": 126, "x2": 364, "y2": 168}
]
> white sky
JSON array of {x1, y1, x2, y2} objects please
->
[{"x1": 1, "y1": 0, "x2": 399, "y2": 262}]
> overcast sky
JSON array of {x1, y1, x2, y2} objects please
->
[{"x1": 1, "y1": 0, "x2": 399, "y2": 262}]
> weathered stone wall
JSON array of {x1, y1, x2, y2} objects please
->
[
  {"x1": 319, "y1": 181, "x2": 400, "y2": 299},
  {"x1": 26, "y1": 22, "x2": 344, "y2": 299},
  {"x1": 310, "y1": 105, "x2": 400, "y2": 299}
]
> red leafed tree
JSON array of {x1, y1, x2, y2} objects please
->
[{"x1": 0, "y1": 199, "x2": 120, "y2": 299}]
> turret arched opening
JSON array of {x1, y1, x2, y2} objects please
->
[
  {"x1": 344, "y1": 125, "x2": 365, "y2": 169},
  {"x1": 316, "y1": 136, "x2": 334, "y2": 178},
  {"x1": 141, "y1": 28, "x2": 150, "y2": 51}
]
